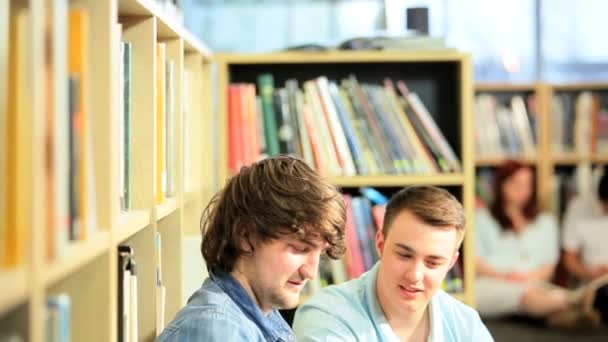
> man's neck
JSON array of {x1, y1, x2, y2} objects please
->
[
  {"x1": 376, "y1": 273, "x2": 431, "y2": 341},
  {"x1": 387, "y1": 306, "x2": 430, "y2": 341},
  {"x1": 229, "y1": 265, "x2": 270, "y2": 315}
]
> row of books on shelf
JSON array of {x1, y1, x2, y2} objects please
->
[
  {"x1": 0, "y1": 294, "x2": 71, "y2": 342},
  {"x1": 118, "y1": 245, "x2": 139, "y2": 342},
  {"x1": 116, "y1": 24, "x2": 189, "y2": 211},
  {"x1": 1, "y1": 7, "x2": 99, "y2": 268},
  {"x1": 118, "y1": 234, "x2": 166, "y2": 342},
  {"x1": 2, "y1": 4, "x2": 195, "y2": 268},
  {"x1": 228, "y1": 74, "x2": 461, "y2": 177},
  {"x1": 303, "y1": 188, "x2": 464, "y2": 296},
  {"x1": 552, "y1": 91, "x2": 608, "y2": 155},
  {"x1": 474, "y1": 93, "x2": 537, "y2": 158}
]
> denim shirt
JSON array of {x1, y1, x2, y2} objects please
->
[{"x1": 157, "y1": 269, "x2": 296, "y2": 342}]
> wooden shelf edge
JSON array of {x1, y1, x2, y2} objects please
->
[
  {"x1": 115, "y1": 210, "x2": 151, "y2": 243},
  {"x1": 475, "y1": 155, "x2": 538, "y2": 166},
  {"x1": 450, "y1": 292, "x2": 467, "y2": 303},
  {"x1": 329, "y1": 174, "x2": 465, "y2": 187},
  {"x1": 43, "y1": 231, "x2": 111, "y2": 287},
  {"x1": 475, "y1": 83, "x2": 537, "y2": 92},
  {"x1": 0, "y1": 267, "x2": 28, "y2": 316},
  {"x1": 215, "y1": 50, "x2": 468, "y2": 65},
  {"x1": 591, "y1": 155, "x2": 608, "y2": 164},
  {"x1": 552, "y1": 153, "x2": 584, "y2": 165},
  {"x1": 156, "y1": 197, "x2": 179, "y2": 220},
  {"x1": 118, "y1": 0, "x2": 212, "y2": 58}
]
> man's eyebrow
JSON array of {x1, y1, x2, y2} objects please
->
[
  {"x1": 297, "y1": 238, "x2": 328, "y2": 250},
  {"x1": 395, "y1": 243, "x2": 447, "y2": 260}
]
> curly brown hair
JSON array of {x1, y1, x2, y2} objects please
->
[{"x1": 201, "y1": 156, "x2": 346, "y2": 272}]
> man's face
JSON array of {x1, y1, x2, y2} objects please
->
[
  {"x1": 376, "y1": 210, "x2": 458, "y2": 316},
  {"x1": 240, "y1": 235, "x2": 326, "y2": 313}
]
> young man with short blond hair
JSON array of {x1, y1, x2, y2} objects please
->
[{"x1": 293, "y1": 186, "x2": 493, "y2": 341}]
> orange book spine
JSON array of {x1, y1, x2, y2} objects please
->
[{"x1": 68, "y1": 10, "x2": 88, "y2": 240}]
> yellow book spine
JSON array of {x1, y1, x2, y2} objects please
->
[
  {"x1": 4, "y1": 10, "x2": 30, "y2": 267},
  {"x1": 68, "y1": 9, "x2": 89, "y2": 240}
]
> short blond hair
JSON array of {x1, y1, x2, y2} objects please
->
[{"x1": 382, "y1": 186, "x2": 465, "y2": 247}]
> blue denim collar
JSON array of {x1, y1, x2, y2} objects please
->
[{"x1": 210, "y1": 268, "x2": 295, "y2": 342}]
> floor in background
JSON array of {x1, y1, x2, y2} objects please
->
[{"x1": 484, "y1": 317, "x2": 608, "y2": 342}]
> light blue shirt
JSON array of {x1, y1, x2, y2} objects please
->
[
  {"x1": 157, "y1": 268, "x2": 295, "y2": 342},
  {"x1": 293, "y1": 262, "x2": 493, "y2": 341},
  {"x1": 474, "y1": 208, "x2": 559, "y2": 273}
]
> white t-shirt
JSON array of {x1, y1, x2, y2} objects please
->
[
  {"x1": 561, "y1": 194, "x2": 603, "y2": 244},
  {"x1": 562, "y1": 215, "x2": 608, "y2": 268},
  {"x1": 474, "y1": 208, "x2": 559, "y2": 273}
]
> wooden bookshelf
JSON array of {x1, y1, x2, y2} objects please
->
[
  {"x1": 552, "y1": 153, "x2": 584, "y2": 165},
  {"x1": 42, "y1": 231, "x2": 112, "y2": 287},
  {"x1": 329, "y1": 174, "x2": 466, "y2": 187},
  {"x1": 473, "y1": 82, "x2": 549, "y2": 208},
  {"x1": 216, "y1": 51, "x2": 476, "y2": 307},
  {"x1": 474, "y1": 82, "x2": 608, "y2": 213},
  {"x1": 0, "y1": 268, "x2": 28, "y2": 317},
  {"x1": 0, "y1": 0, "x2": 212, "y2": 341},
  {"x1": 475, "y1": 155, "x2": 538, "y2": 167},
  {"x1": 475, "y1": 83, "x2": 537, "y2": 93}
]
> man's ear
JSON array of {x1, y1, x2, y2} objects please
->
[
  {"x1": 375, "y1": 228, "x2": 385, "y2": 258},
  {"x1": 238, "y1": 231, "x2": 256, "y2": 254},
  {"x1": 448, "y1": 251, "x2": 459, "y2": 270}
]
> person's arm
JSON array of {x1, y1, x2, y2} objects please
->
[
  {"x1": 525, "y1": 263, "x2": 556, "y2": 282},
  {"x1": 293, "y1": 303, "x2": 356, "y2": 341},
  {"x1": 475, "y1": 257, "x2": 505, "y2": 279},
  {"x1": 563, "y1": 249, "x2": 594, "y2": 281}
]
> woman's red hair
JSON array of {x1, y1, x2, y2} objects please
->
[{"x1": 490, "y1": 160, "x2": 539, "y2": 231}]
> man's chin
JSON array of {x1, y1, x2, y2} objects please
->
[{"x1": 276, "y1": 293, "x2": 300, "y2": 310}]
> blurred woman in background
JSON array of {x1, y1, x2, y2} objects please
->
[{"x1": 474, "y1": 160, "x2": 602, "y2": 328}]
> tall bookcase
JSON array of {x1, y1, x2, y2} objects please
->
[
  {"x1": 215, "y1": 51, "x2": 477, "y2": 306},
  {"x1": 473, "y1": 83, "x2": 551, "y2": 208},
  {"x1": 473, "y1": 82, "x2": 608, "y2": 213},
  {"x1": 0, "y1": 0, "x2": 213, "y2": 341}
]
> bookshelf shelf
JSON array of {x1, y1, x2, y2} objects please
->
[
  {"x1": 475, "y1": 83, "x2": 537, "y2": 92},
  {"x1": 0, "y1": 268, "x2": 28, "y2": 316},
  {"x1": 553, "y1": 153, "x2": 584, "y2": 165},
  {"x1": 156, "y1": 197, "x2": 179, "y2": 220},
  {"x1": 591, "y1": 154, "x2": 608, "y2": 164},
  {"x1": 43, "y1": 231, "x2": 111, "y2": 287},
  {"x1": 550, "y1": 82, "x2": 608, "y2": 92},
  {"x1": 116, "y1": 210, "x2": 151, "y2": 244},
  {"x1": 219, "y1": 51, "x2": 468, "y2": 65},
  {"x1": 475, "y1": 155, "x2": 538, "y2": 167},
  {"x1": 329, "y1": 174, "x2": 465, "y2": 187}
]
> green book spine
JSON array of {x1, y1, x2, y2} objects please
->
[{"x1": 257, "y1": 74, "x2": 280, "y2": 155}]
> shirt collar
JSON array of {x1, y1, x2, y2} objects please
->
[{"x1": 210, "y1": 268, "x2": 295, "y2": 342}]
